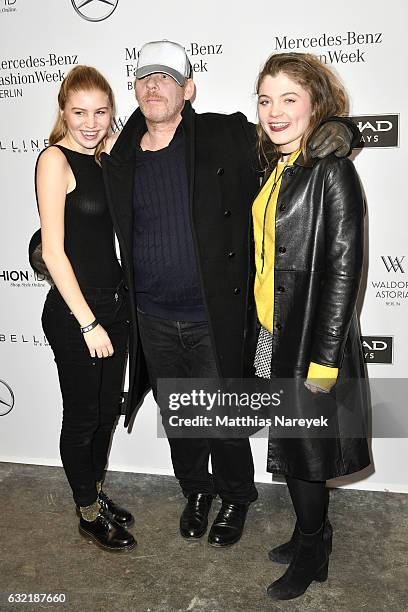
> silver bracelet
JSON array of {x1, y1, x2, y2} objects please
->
[{"x1": 80, "y1": 319, "x2": 99, "y2": 334}]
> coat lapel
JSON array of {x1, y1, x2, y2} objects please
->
[
  {"x1": 101, "y1": 107, "x2": 147, "y2": 276},
  {"x1": 180, "y1": 101, "x2": 195, "y2": 216}
]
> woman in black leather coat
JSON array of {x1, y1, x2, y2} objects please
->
[{"x1": 251, "y1": 53, "x2": 370, "y2": 600}]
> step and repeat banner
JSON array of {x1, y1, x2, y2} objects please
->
[{"x1": 0, "y1": 0, "x2": 407, "y2": 491}]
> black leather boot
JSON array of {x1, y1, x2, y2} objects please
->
[
  {"x1": 98, "y1": 490, "x2": 135, "y2": 528},
  {"x1": 207, "y1": 502, "x2": 250, "y2": 547},
  {"x1": 266, "y1": 523, "x2": 328, "y2": 600},
  {"x1": 268, "y1": 516, "x2": 333, "y2": 564},
  {"x1": 79, "y1": 513, "x2": 137, "y2": 552},
  {"x1": 179, "y1": 493, "x2": 213, "y2": 539}
]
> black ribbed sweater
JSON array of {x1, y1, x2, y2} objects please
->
[{"x1": 132, "y1": 129, "x2": 206, "y2": 321}]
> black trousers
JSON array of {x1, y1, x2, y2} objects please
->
[
  {"x1": 42, "y1": 283, "x2": 129, "y2": 507},
  {"x1": 137, "y1": 310, "x2": 258, "y2": 504}
]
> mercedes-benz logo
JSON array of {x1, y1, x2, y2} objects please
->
[
  {"x1": 0, "y1": 380, "x2": 14, "y2": 417},
  {"x1": 71, "y1": 0, "x2": 119, "y2": 22}
]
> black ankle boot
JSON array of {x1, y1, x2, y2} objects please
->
[
  {"x1": 79, "y1": 513, "x2": 137, "y2": 552},
  {"x1": 180, "y1": 493, "x2": 213, "y2": 539},
  {"x1": 266, "y1": 523, "x2": 328, "y2": 600},
  {"x1": 98, "y1": 490, "x2": 135, "y2": 528},
  {"x1": 268, "y1": 516, "x2": 333, "y2": 564}
]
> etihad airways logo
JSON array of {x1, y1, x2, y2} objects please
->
[
  {"x1": 361, "y1": 337, "x2": 393, "y2": 364},
  {"x1": 71, "y1": 0, "x2": 119, "y2": 22},
  {"x1": 351, "y1": 114, "x2": 399, "y2": 148}
]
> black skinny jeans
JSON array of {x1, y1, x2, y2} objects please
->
[
  {"x1": 137, "y1": 310, "x2": 258, "y2": 504},
  {"x1": 42, "y1": 283, "x2": 129, "y2": 507}
]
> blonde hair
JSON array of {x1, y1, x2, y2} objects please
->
[
  {"x1": 256, "y1": 52, "x2": 349, "y2": 170},
  {"x1": 49, "y1": 65, "x2": 115, "y2": 164}
]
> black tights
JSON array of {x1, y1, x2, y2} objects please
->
[{"x1": 286, "y1": 476, "x2": 328, "y2": 534}]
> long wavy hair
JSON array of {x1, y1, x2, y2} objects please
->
[
  {"x1": 255, "y1": 53, "x2": 349, "y2": 171},
  {"x1": 49, "y1": 65, "x2": 115, "y2": 164}
]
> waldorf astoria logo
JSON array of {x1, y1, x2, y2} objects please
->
[
  {"x1": 0, "y1": 379, "x2": 14, "y2": 416},
  {"x1": 381, "y1": 256, "x2": 405, "y2": 274},
  {"x1": 370, "y1": 255, "x2": 407, "y2": 306},
  {"x1": 111, "y1": 115, "x2": 128, "y2": 132},
  {"x1": 361, "y1": 337, "x2": 393, "y2": 364},
  {"x1": 71, "y1": 0, "x2": 119, "y2": 22},
  {"x1": 350, "y1": 114, "x2": 399, "y2": 148}
]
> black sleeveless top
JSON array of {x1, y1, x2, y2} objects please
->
[{"x1": 54, "y1": 145, "x2": 122, "y2": 288}]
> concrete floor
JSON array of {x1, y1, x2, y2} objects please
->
[{"x1": 0, "y1": 463, "x2": 407, "y2": 612}]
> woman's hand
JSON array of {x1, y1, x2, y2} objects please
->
[
  {"x1": 304, "y1": 381, "x2": 330, "y2": 394},
  {"x1": 83, "y1": 324, "x2": 114, "y2": 358},
  {"x1": 305, "y1": 362, "x2": 338, "y2": 394}
]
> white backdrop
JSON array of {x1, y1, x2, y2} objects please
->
[{"x1": 0, "y1": 0, "x2": 407, "y2": 492}]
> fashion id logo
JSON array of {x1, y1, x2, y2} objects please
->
[
  {"x1": 0, "y1": 379, "x2": 14, "y2": 416},
  {"x1": 1, "y1": 0, "x2": 17, "y2": 15},
  {"x1": 350, "y1": 114, "x2": 399, "y2": 148},
  {"x1": 71, "y1": 0, "x2": 119, "y2": 22},
  {"x1": 361, "y1": 336, "x2": 393, "y2": 364},
  {"x1": 0, "y1": 269, "x2": 47, "y2": 287}
]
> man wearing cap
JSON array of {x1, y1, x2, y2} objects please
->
[{"x1": 102, "y1": 40, "x2": 358, "y2": 547}]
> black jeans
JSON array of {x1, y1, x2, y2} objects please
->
[
  {"x1": 137, "y1": 310, "x2": 258, "y2": 504},
  {"x1": 42, "y1": 283, "x2": 129, "y2": 507}
]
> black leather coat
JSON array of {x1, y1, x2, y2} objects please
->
[{"x1": 262, "y1": 153, "x2": 371, "y2": 479}]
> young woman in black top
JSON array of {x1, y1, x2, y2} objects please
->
[{"x1": 37, "y1": 66, "x2": 135, "y2": 552}]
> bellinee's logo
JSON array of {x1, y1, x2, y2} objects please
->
[
  {"x1": 71, "y1": 0, "x2": 119, "y2": 22},
  {"x1": 0, "y1": 379, "x2": 14, "y2": 416}
]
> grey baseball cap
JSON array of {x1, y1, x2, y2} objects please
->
[{"x1": 136, "y1": 40, "x2": 192, "y2": 86}]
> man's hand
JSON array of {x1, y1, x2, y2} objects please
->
[
  {"x1": 309, "y1": 122, "x2": 353, "y2": 159},
  {"x1": 30, "y1": 242, "x2": 53, "y2": 282}
]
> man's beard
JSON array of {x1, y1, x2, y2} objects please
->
[{"x1": 138, "y1": 98, "x2": 182, "y2": 125}]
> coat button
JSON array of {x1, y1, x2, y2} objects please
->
[
  {"x1": 278, "y1": 246, "x2": 286, "y2": 254},
  {"x1": 277, "y1": 286, "x2": 285, "y2": 293},
  {"x1": 123, "y1": 284, "x2": 129, "y2": 291},
  {"x1": 233, "y1": 287, "x2": 241, "y2": 295},
  {"x1": 217, "y1": 167, "x2": 225, "y2": 175},
  {"x1": 276, "y1": 322, "x2": 282, "y2": 330},
  {"x1": 279, "y1": 204, "x2": 286, "y2": 211},
  {"x1": 286, "y1": 167, "x2": 296, "y2": 176},
  {"x1": 224, "y1": 209, "x2": 231, "y2": 217},
  {"x1": 228, "y1": 251, "x2": 235, "y2": 258}
]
